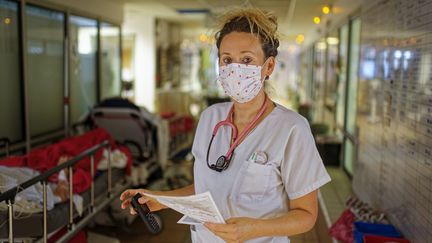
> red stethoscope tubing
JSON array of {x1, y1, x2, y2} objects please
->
[{"x1": 212, "y1": 96, "x2": 269, "y2": 160}]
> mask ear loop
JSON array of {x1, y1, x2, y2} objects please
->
[
  {"x1": 260, "y1": 58, "x2": 270, "y2": 83},
  {"x1": 262, "y1": 57, "x2": 277, "y2": 87}
]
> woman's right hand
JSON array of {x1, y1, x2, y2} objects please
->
[{"x1": 120, "y1": 188, "x2": 167, "y2": 214}]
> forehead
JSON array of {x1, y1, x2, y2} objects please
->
[{"x1": 219, "y1": 32, "x2": 263, "y2": 55}]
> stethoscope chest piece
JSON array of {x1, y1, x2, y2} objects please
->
[
  {"x1": 212, "y1": 155, "x2": 229, "y2": 172},
  {"x1": 216, "y1": 156, "x2": 227, "y2": 167}
]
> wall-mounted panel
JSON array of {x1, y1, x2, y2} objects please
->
[{"x1": 354, "y1": 0, "x2": 432, "y2": 241}]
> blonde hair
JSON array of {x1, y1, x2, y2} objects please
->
[{"x1": 214, "y1": 8, "x2": 280, "y2": 59}]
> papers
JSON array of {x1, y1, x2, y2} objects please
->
[
  {"x1": 177, "y1": 215, "x2": 201, "y2": 225},
  {"x1": 144, "y1": 191, "x2": 225, "y2": 225}
]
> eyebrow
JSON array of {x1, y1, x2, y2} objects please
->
[{"x1": 221, "y1": 50, "x2": 256, "y2": 55}]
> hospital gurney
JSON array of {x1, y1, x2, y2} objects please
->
[
  {"x1": 90, "y1": 98, "x2": 162, "y2": 186},
  {"x1": 0, "y1": 140, "x2": 130, "y2": 243},
  {"x1": 90, "y1": 98, "x2": 195, "y2": 190}
]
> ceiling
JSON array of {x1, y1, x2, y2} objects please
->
[{"x1": 122, "y1": 0, "x2": 361, "y2": 44}]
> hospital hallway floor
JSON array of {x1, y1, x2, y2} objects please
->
[
  {"x1": 89, "y1": 202, "x2": 334, "y2": 243},
  {"x1": 88, "y1": 167, "x2": 349, "y2": 243}
]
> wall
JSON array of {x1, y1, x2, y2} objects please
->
[
  {"x1": 353, "y1": 0, "x2": 432, "y2": 241},
  {"x1": 123, "y1": 9, "x2": 156, "y2": 111}
]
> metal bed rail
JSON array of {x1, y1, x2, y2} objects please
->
[
  {"x1": 0, "y1": 140, "x2": 126, "y2": 243},
  {"x1": 0, "y1": 138, "x2": 10, "y2": 157}
]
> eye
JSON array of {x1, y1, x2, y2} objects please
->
[
  {"x1": 242, "y1": 57, "x2": 253, "y2": 64},
  {"x1": 222, "y1": 57, "x2": 232, "y2": 65}
]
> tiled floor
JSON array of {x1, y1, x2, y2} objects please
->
[
  {"x1": 89, "y1": 166, "x2": 352, "y2": 243},
  {"x1": 99, "y1": 208, "x2": 332, "y2": 243},
  {"x1": 319, "y1": 166, "x2": 353, "y2": 224},
  {"x1": 90, "y1": 209, "x2": 191, "y2": 243}
]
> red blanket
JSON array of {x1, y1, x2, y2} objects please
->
[{"x1": 0, "y1": 128, "x2": 132, "y2": 193}]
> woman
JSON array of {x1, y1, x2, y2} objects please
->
[{"x1": 120, "y1": 8, "x2": 331, "y2": 243}]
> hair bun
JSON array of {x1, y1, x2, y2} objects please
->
[{"x1": 215, "y1": 8, "x2": 280, "y2": 58}]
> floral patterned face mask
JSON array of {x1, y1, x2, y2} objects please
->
[{"x1": 218, "y1": 60, "x2": 268, "y2": 103}]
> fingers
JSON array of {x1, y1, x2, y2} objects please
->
[
  {"x1": 138, "y1": 196, "x2": 150, "y2": 204},
  {"x1": 120, "y1": 188, "x2": 149, "y2": 200},
  {"x1": 225, "y1": 217, "x2": 241, "y2": 224},
  {"x1": 213, "y1": 232, "x2": 237, "y2": 242},
  {"x1": 120, "y1": 189, "x2": 151, "y2": 210},
  {"x1": 121, "y1": 198, "x2": 132, "y2": 209},
  {"x1": 129, "y1": 206, "x2": 137, "y2": 215},
  {"x1": 120, "y1": 189, "x2": 137, "y2": 200},
  {"x1": 205, "y1": 228, "x2": 238, "y2": 242},
  {"x1": 205, "y1": 223, "x2": 235, "y2": 233},
  {"x1": 205, "y1": 222, "x2": 242, "y2": 242}
]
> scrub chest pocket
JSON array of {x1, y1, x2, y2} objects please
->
[{"x1": 233, "y1": 161, "x2": 278, "y2": 202}]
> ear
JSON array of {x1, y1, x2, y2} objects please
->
[{"x1": 265, "y1": 57, "x2": 276, "y2": 77}]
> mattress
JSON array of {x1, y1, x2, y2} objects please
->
[{"x1": 0, "y1": 168, "x2": 125, "y2": 239}]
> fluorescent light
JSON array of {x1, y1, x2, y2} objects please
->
[
  {"x1": 316, "y1": 42, "x2": 326, "y2": 50},
  {"x1": 326, "y1": 37, "x2": 339, "y2": 45}
]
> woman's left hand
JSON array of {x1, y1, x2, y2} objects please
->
[{"x1": 204, "y1": 217, "x2": 259, "y2": 243}]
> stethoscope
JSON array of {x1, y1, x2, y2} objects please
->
[{"x1": 206, "y1": 96, "x2": 269, "y2": 172}]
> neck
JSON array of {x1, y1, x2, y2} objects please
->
[{"x1": 233, "y1": 91, "x2": 267, "y2": 124}]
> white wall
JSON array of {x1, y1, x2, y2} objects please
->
[{"x1": 123, "y1": 11, "x2": 156, "y2": 111}]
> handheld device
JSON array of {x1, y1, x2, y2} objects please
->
[{"x1": 130, "y1": 194, "x2": 163, "y2": 234}]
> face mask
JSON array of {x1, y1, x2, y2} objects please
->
[{"x1": 218, "y1": 60, "x2": 268, "y2": 103}]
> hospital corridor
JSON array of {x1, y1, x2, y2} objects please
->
[{"x1": 0, "y1": 0, "x2": 431, "y2": 242}]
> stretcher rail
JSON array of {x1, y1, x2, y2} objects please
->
[
  {"x1": 0, "y1": 140, "x2": 116, "y2": 243},
  {"x1": 0, "y1": 138, "x2": 10, "y2": 157}
]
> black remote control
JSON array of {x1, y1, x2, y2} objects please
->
[{"x1": 131, "y1": 194, "x2": 163, "y2": 234}]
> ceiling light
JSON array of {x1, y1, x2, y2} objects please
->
[
  {"x1": 295, "y1": 34, "x2": 305, "y2": 44},
  {"x1": 322, "y1": 6, "x2": 330, "y2": 14},
  {"x1": 316, "y1": 41, "x2": 326, "y2": 50},
  {"x1": 313, "y1": 17, "x2": 321, "y2": 24},
  {"x1": 326, "y1": 37, "x2": 339, "y2": 45},
  {"x1": 199, "y1": 34, "x2": 207, "y2": 42}
]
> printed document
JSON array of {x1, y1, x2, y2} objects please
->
[{"x1": 144, "y1": 191, "x2": 225, "y2": 224}]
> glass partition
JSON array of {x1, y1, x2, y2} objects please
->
[
  {"x1": 100, "y1": 22, "x2": 121, "y2": 100},
  {"x1": 26, "y1": 5, "x2": 65, "y2": 136},
  {"x1": 0, "y1": 0, "x2": 23, "y2": 142},
  {"x1": 69, "y1": 15, "x2": 97, "y2": 123}
]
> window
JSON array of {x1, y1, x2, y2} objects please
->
[
  {"x1": 69, "y1": 15, "x2": 97, "y2": 124},
  {"x1": 26, "y1": 5, "x2": 65, "y2": 136},
  {"x1": 0, "y1": 0, "x2": 23, "y2": 142},
  {"x1": 100, "y1": 22, "x2": 121, "y2": 100}
]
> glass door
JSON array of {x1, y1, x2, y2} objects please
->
[{"x1": 343, "y1": 18, "x2": 362, "y2": 175}]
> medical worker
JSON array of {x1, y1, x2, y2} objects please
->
[{"x1": 120, "y1": 8, "x2": 331, "y2": 243}]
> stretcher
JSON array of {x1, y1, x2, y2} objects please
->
[
  {"x1": 0, "y1": 140, "x2": 129, "y2": 243},
  {"x1": 90, "y1": 99, "x2": 161, "y2": 186}
]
